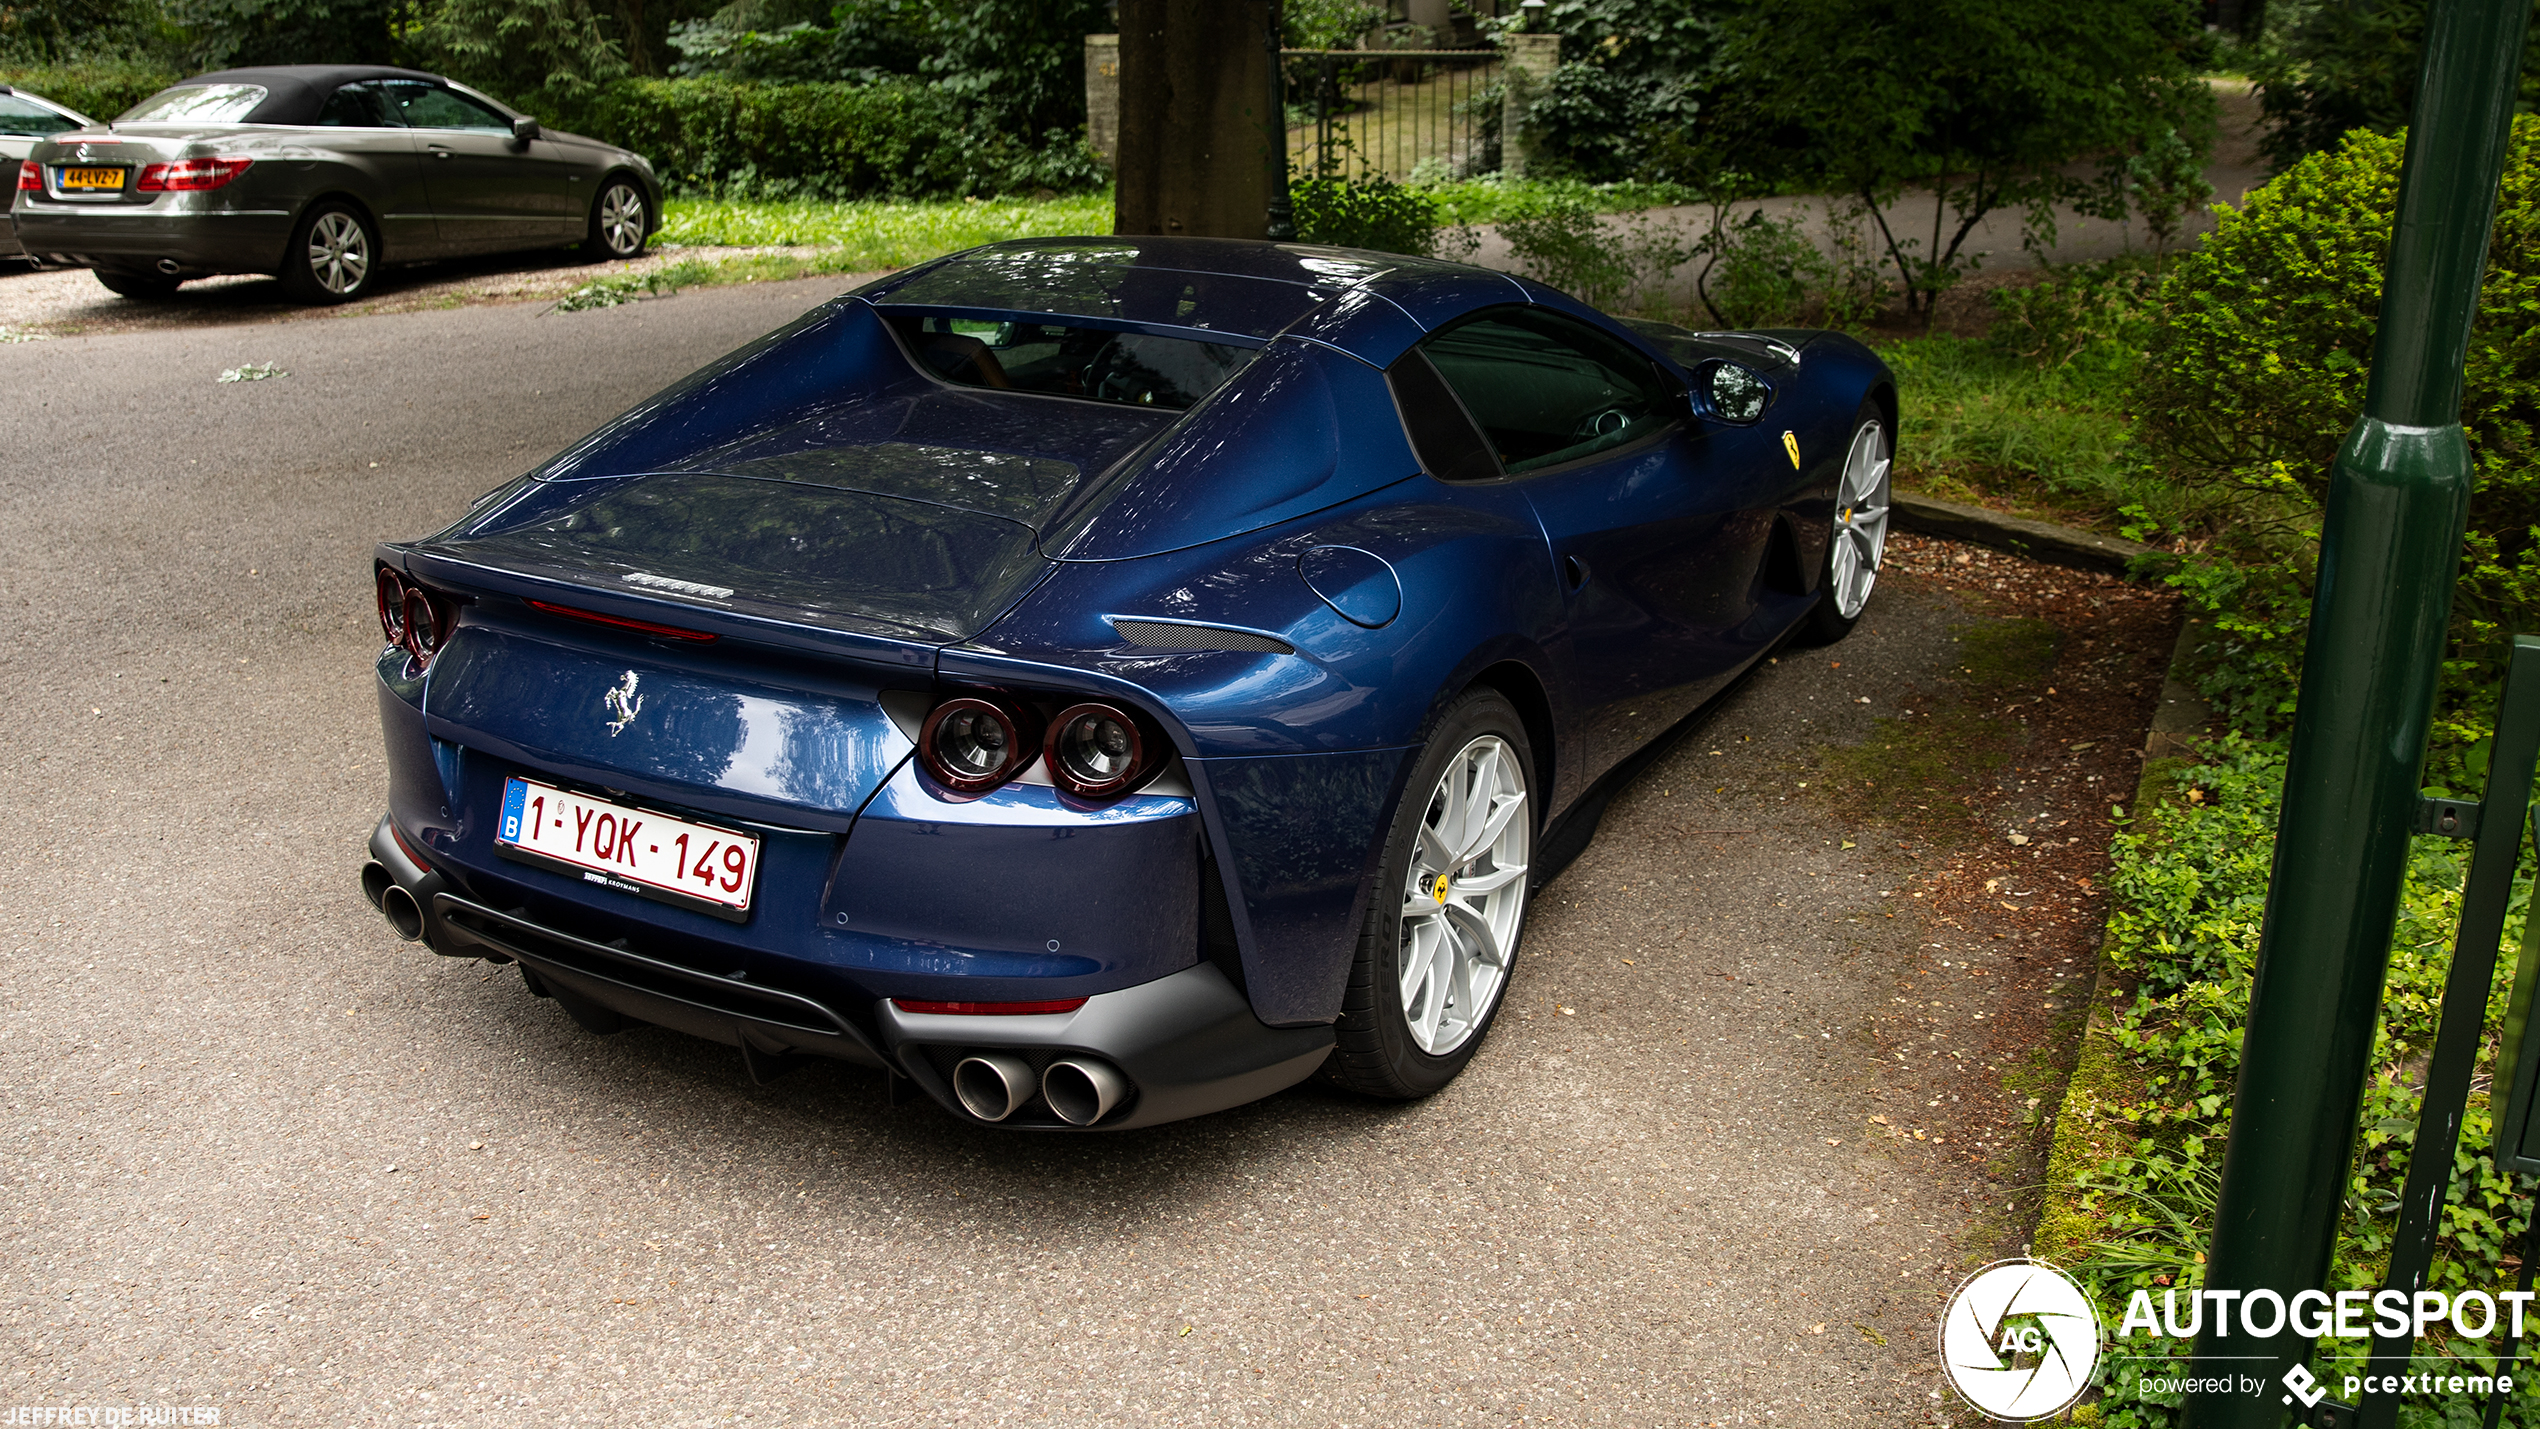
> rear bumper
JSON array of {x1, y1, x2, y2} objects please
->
[
  {"x1": 366, "y1": 815, "x2": 1333, "y2": 1129},
  {"x1": 12, "y1": 204, "x2": 291, "y2": 273}
]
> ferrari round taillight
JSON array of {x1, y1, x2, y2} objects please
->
[
  {"x1": 375, "y1": 567, "x2": 408, "y2": 646},
  {"x1": 402, "y1": 588, "x2": 444, "y2": 660},
  {"x1": 920, "y1": 697, "x2": 1032, "y2": 792},
  {"x1": 1046, "y1": 703, "x2": 1148, "y2": 798}
]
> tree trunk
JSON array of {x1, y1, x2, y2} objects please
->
[{"x1": 1114, "y1": 0, "x2": 1280, "y2": 240}]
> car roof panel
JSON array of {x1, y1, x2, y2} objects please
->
[
  {"x1": 854, "y1": 237, "x2": 1534, "y2": 365},
  {"x1": 139, "y1": 66, "x2": 451, "y2": 126}
]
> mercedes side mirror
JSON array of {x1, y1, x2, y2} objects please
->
[{"x1": 511, "y1": 115, "x2": 541, "y2": 145}]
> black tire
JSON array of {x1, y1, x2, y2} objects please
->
[
  {"x1": 1798, "y1": 399, "x2": 1893, "y2": 645},
  {"x1": 279, "y1": 200, "x2": 379, "y2": 304},
  {"x1": 94, "y1": 266, "x2": 181, "y2": 300},
  {"x1": 583, "y1": 177, "x2": 649, "y2": 261},
  {"x1": 1328, "y1": 687, "x2": 1536, "y2": 1100}
]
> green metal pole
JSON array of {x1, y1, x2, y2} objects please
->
[{"x1": 2182, "y1": 0, "x2": 2531, "y2": 1424}]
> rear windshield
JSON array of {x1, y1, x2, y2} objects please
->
[
  {"x1": 0, "y1": 94, "x2": 78, "y2": 136},
  {"x1": 120, "y1": 84, "x2": 268, "y2": 124},
  {"x1": 888, "y1": 312, "x2": 1258, "y2": 412}
]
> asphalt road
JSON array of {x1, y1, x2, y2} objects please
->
[{"x1": 3, "y1": 277, "x2": 2048, "y2": 1426}]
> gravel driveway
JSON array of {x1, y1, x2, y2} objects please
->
[{"x1": 0, "y1": 277, "x2": 2172, "y2": 1425}]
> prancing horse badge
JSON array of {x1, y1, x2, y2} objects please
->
[{"x1": 604, "y1": 670, "x2": 643, "y2": 736}]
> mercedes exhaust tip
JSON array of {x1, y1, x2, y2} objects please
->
[
  {"x1": 953, "y1": 1054, "x2": 1038, "y2": 1122},
  {"x1": 1042, "y1": 1058, "x2": 1129, "y2": 1126},
  {"x1": 377, "y1": 881, "x2": 426, "y2": 941}
]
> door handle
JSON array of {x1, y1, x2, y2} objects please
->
[{"x1": 428, "y1": 145, "x2": 453, "y2": 160}]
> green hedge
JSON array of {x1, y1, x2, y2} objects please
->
[
  {"x1": 2132, "y1": 115, "x2": 2540, "y2": 752},
  {"x1": 0, "y1": 62, "x2": 177, "y2": 124},
  {"x1": 549, "y1": 77, "x2": 1105, "y2": 201}
]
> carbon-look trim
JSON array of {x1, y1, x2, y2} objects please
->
[
  {"x1": 429, "y1": 892, "x2": 882, "y2": 1060},
  {"x1": 1108, "y1": 618, "x2": 1295, "y2": 655}
]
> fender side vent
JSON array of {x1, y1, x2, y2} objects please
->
[
  {"x1": 1761, "y1": 514, "x2": 1809, "y2": 598},
  {"x1": 1109, "y1": 619, "x2": 1294, "y2": 655}
]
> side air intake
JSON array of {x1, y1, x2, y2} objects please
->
[{"x1": 1108, "y1": 619, "x2": 1295, "y2": 656}]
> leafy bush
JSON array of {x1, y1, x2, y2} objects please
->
[
  {"x1": 1497, "y1": 190, "x2": 1691, "y2": 311},
  {"x1": 2131, "y1": 117, "x2": 2540, "y2": 735},
  {"x1": 1478, "y1": 0, "x2": 1727, "y2": 183},
  {"x1": 1694, "y1": 209, "x2": 1829, "y2": 328},
  {"x1": 663, "y1": 0, "x2": 1105, "y2": 142},
  {"x1": 1288, "y1": 173, "x2": 1450, "y2": 257},
  {"x1": 406, "y1": 0, "x2": 626, "y2": 111},
  {"x1": 2058, "y1": 736, "x2": 2539, "y2": 1427},
  {"x1": 552, "y1": 77, "x2": 1107, "y2": 200},
  {"x1": 0, "y1": 59, "x2": 175, "y2": 120}
]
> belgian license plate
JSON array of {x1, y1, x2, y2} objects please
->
[
  {"x1": 56, "y1": 166, "x2": 125, "y2": 191},
  {"x1": 496, "y1": 775, "x2": 761, "y2": 919}
]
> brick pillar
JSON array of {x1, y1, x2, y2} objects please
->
[
  {"x1": 1500, "y1": 32, "x2": 1559, "y2": 178},
  {"x1": 1085, "y1": 33, "x2": 1121, "y2": 164}
]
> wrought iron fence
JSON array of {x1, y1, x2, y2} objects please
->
[{"x1": 1278, "y1": 48, "x2": 1503, "y2": 184}]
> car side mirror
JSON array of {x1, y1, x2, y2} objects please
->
[
  {"x1": 511, "y1": 115, "x2": 541, "y2": 145},
  {"x1": 1693, "y1": 360, "x2": 1772, "y2": 425}
]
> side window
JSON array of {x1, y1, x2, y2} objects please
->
[
  {"x1": 0, "y1": 94, "x2": 77, "y2": 137},
  {"x1": 1420, "y1": 308, "x2": 1679, "y2": 475},
  {"x1": 383, "y1": 83, "x2": 511, "y2": 133},
  {"x1": 316, "y1": 83, "x2": 398, "y2": 128},
  {"x1": 1386, "y1": 349, "x2": 1501, "y2": 482}
]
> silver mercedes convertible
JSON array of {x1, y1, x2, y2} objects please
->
[{"x1": 12, "y1": 64, "x2": 661, "y2": 303}]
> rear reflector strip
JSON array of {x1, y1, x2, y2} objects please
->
[
  {"x1": 526, "y1": 599, "x2": 717, "y2": 642},
  {"x1": 892, "y1": 998, "x2": 1088, "y2": 1016}
]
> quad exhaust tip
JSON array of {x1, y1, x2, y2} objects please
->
[
  {"x1": 1043, "y1": 1058, "x2": 1129, "y2": 1126},
  {"x1": 360, "y1": 860, "x2": 426, "y2": 941},
  {"x1": 952, "y1": 1053, "x2": 1038, "y2": 1122}
]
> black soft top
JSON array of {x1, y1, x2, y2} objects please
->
[{"x1": 141, "y1": 66, "x2": 479, "y2": 126}]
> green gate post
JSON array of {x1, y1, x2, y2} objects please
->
[{"x1": 2182, "y1": 0, "x2": 2532, "y2": 1424}]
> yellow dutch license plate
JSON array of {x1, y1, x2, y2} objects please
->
[{"x1": 57, "y1": 166, "x2": 125, "y2": 191}]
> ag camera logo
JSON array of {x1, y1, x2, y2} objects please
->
[{"x1": 1940, "y1": 1258, "x2": 2102, "y2": 1421}]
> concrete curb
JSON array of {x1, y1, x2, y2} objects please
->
[
  {"x1": 1893, "y1": 491, "x2": 2156, "y2": 575},
  {"x1": 2030, "y1": 611, "x2": 2213, "y2": 1267}
]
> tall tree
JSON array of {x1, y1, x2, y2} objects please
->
[
  {"x1": 1717, "y1": 0, "x2": 2213, "y2": 319},
  {"x1": 1114, "y1": 0, "x2": 1281, "y2": 239}
]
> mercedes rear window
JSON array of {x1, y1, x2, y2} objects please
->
[
  {"x1": 120, "y1": 84, "x2": 268, "y2": 124},
  {"x1": 887, "y1": 312, "x2": 1258, "y2": 412}
]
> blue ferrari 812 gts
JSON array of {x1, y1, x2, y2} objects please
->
[{"x1": 361, "y1": 237, "x2": 1895, "y2": 1130}]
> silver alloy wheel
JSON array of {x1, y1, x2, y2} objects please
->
[
  {"x1": 1829, "y1": 418, "x2": 1892, "y2": 619},
  {"x1": 598, "y1": 185, "x2": 645, "y2": 257},
  {"x1": 306, "y1": 211, "x2": 369, "y2": 295},
  {"x1": 1397, "y1": 733, "x2": 1529, "y2": 1056}
]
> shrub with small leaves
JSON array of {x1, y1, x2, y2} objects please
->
[
  {"x1": 2131, "y1": 117, "x2": 2540, "y2": 748},
  {"x1": 1287, "y1": 174, "x2": 1448, "y2": 258},
  {"x1": 1695, "y1": 209, "x2": 1829, "y2": 328}
]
